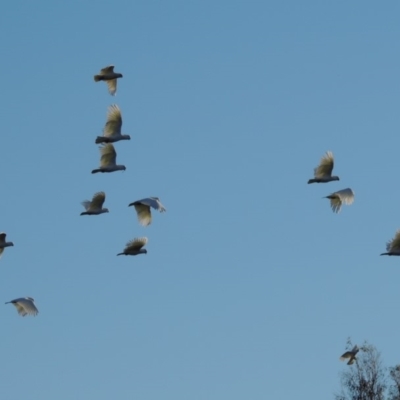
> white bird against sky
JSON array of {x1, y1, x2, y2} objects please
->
[
  {"x1": 93, "y1": 65, "x2": 123, "y2": 96},
  {"x1": 80, "y1": 191, "x2": 109, "y2": 216},
  {"x1": 324, "y1": 188, "x2": 354, "y2": 213},
  {"x1": 117, "y1": 237, "x2": 148, "y2": 256},
  {"x1": 5, "y1": 297, "x2": 38, "y2": 317},
  {"x1": 95, "y1": 104, "x2": 131, "y2": 144},
  {"x1": 308, "y1": 151, "x2": 339, "y2": 184},
  {"x1": 339, "y1": 345, "x2": 359, "y2": 365},
  {"x1": 91, "y1": 143, "x2": 126, "y2": 174},
  {"x1": 128, "y1": 197, "x2": 166, "y2": 226},
  {"x1": 380, "y1": 230, "x2": 400, "y2": 256},
  {"x1": 0, "y1": 232, "x2": 14, "y2": 259}
]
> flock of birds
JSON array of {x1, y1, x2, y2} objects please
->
[
  {"x1": 309, "y1": 151, "x2": 400, "y2": 365},
  {"x1": 3, "y1": 65, "x2": 166, "y2": 317},
  {"x1": 308, "y1": 150, "x2": 400, "y2": 257},
  {"x1": 3, "y1": 68, "x2": 400, "y2": 327}
]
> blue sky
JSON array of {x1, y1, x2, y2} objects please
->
[{"x1": 1, "y1": 1, "x2": 400, "y2": 399}]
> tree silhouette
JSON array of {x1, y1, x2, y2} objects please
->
[{"x1": 335, "y1": 340, "x2": 386, "y2": 400}]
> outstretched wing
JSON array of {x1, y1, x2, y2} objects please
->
[
  {"x1": 388, "y1": 230, "x2": 400, "y2": 252},
  {"x1": 340, "y1": 351, "x2": 352, "y2": 360},
  {"x1": 106, "y1": 80, "x2": 118, "y2": 96},
  {"x1": 90, "y1": 192, "x2": 106, "y2": 211},
  {"x1": 81, "y1": 200, "x2": 91, "y2": 211},
  {"x1": 327, "y1": 188, "x2": 354, "y2": 213},
  {"x1": 329, "y1": 195, "x2": 343, "y2": 213},
  {"x1": 133, "y1": 203, "x2": 152, "y2": 226},
  {"x1": 125, "y1": 237, "x2": 148, "y2": 252},
  {"x1": 103, "y1": 105, "x2": 122, "y2": 137},
  {"x1": 99, "y1": 144, "x2": 117, "y2": 167},
  {"x1": 0, "y1": 233, "x2": 6, "y2": 245},
  {"x1": 314, "y1": 151, "x2": 334, "y2": 178},
  {"x1": 336, "y1": 188, "x2": 355, "y2": 205},
  {"x1": 17, "y1": 298, "x2": 38, "y2": 316},
  {"x1": 100, "y1": 65, "x2": 115, "y2": 74},
  {"x1": 138, "y1": 197, "x2": 166, "y2": 212}
]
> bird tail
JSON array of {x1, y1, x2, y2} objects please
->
[
  {"x1": 117, "y1": 252, "x2": 124, "y2": 256},
  {"x1": 95, "y1": 136, "x2": 107, "y2": 144},
  {"x1": 380, "y1": 252, "x2": 389, "y2": 256},
  {"x1": 91, "y1": 169, "x2": 100, "y2": 174},
  {"x1": 94, "y1": 75, "x2": 102, "y2": 82},
  {"x1": 308, "y1": 179, "x2": 316, "y2": 184},
  {"x1": 80, "y1": 212, "x2": 88, "y2": 216}
]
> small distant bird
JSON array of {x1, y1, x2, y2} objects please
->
[
  {"x1": 324, "y1": 188, "x2": 355, "y2": 213},
  {"x1": 340, "y1": 345, "x2": 359, "y2": 365},
  {"x1": 308, "y1": 151, "x2": 340, "y2": 184},
  {"x1": 92, "y1": 144, "x2": 126, "y2": 174},
  {"x1": 94, "y1": 65, "x2": 123, "y2": 96},
  {"x1": 95, "y1": 104, "x2": 131, "y2": 144},
  {"x1": 128, "y1": 197, "x2": 166, "y2": 226},
  {"x1": 80, "y1": 192, "x2": 109, "y2": 216},
  {"x1": 5, "y1": 297, "x2": 38, "y2": 317},
  {"x1": 381, "y1": 230, "x2": 400, "y2": 256},
  {"x1": 0, "y1": 232, "x2": 14, "y2": 258},
  {"x1": 117, "y1": 237, "x2": 148, "y2": 256}
]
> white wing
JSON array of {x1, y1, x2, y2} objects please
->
[
  {"x1": 314, "y1": 151, "x2": 334, "y2": 178},
  {"x1": 106, "y1": 80, "x2": 117, "y2": 96},
  {"x1": 99, "y1": 144, "x2": 117, "y2": 167},
  {"x1": 100, "y1": 65, "x2": 115, "y2": 74},
  {"x1": 90, "y1": 192, "x2": 106, "y2": 211},
  {"x1": 133, "y1": 204, "x2": 151, "y2": 226},
  {"x1": 327, "y1": 188, "x2": 354, "y2": 213},
  {"x1": 103, "y1": 105, "x2": 122, "y2": 137},
  {"x1": 138, "y1": 197, "x2": 166, "y2": 212},
  {"x1": 387, "y1": 230, "x2": 400, "y2": 252},
  {"x1": 125, "y1": 237, "x2": 148, "y2": 252},
  {"x1": 17, "y1": 298, "x2": 38, "y2": 316}
]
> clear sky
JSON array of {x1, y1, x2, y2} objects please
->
[{"x1": 1, "y1": 1, "x2": 399, "y2": 399}]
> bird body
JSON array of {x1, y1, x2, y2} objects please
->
[
  {"x1": 117, "y1": 237, "x2": 148, "y2": 256},
  {"x1": 5, "y1": 297, "x2": 38, "y2": 317},
  {"x1": 324, "y1": 188, "x2": 355, "y2": 213},
  {"x1": 381, "y1": 230, "x2": 400, "y2": 256},
  {"x1": 80, "y1": 192, "x2": 109, "y2": 215},
  {"x1": 95, "y1": 104, "x2": 131, "y2": 144},
  {"x1": 0, "y1": 232, "x2": 14, "y2": 258},
  {"x1": 128, "y1": 197, "x2": 166, "y2": 226},
  {"x1": 340, "y1": 345, "x2": 359, "y2": 365},
  {"x1": 92, "y1": 144, "x2": 126, "y2": 174},
  {"x1": 308, "y1": 151, "x2": 339, "y2": 184},
  {"x1": 94, "y1": 65, "x2": 123, "y2": 96}
]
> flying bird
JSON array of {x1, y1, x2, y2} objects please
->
[
  {"x1": 340, "y1": 345, "x2": 359, "y2": 365},
  {"x1": 0, "y1": 232, "x2": 14, "y2": 259},
  {"x1": 95, "y1": 104, "x2": 131, "y2": 144},
  {"x1": 80, "y1": 192, "x2": 109, "y2": 215},
  {"x1": 91, "y1": 144, "x2": 126, "y2": 174},
  {"x1": 324, "y1": 188, "x2": 354, "y2": 213},
  {"x1": 381, "y1": 230, "x2": 400, "y2": 256},
  {"x1": 308, "y1": 151, "x2": 339, "y2": 184},
  {"x1": 117, "y1": 237, "x2": 148, "y2": 256},
  {"x1": 128, "y1": 197, "x2": 166, "y2": 226},
  {"x1": 94, "y1": 65, "x2": 123, "y2": 96},
  {"x1": 5, "y1": 297, "x2": 38, "y2": 317}
]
